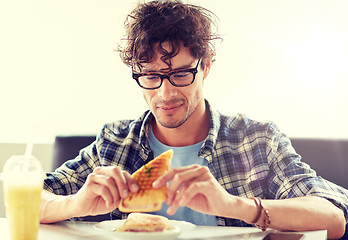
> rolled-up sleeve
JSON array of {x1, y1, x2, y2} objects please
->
[{"x1": 267, "y1": 131, "x2": 348, "y2": 221}]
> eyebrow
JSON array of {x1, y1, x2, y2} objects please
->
[{"x1": 142, "y1": 60, "x2": 196, "y2": 73}]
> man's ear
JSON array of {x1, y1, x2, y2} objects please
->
[{"x1": 203, "y1": 54, "x2": 213, "y2": 79}]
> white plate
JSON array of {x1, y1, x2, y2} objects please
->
[{"x1": 94, "y1": 219, "x2": 196, "y2": 240}]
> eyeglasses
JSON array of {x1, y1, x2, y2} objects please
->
[{"x1": 132, "y1": 59, "x2": 201, "y2": 90}]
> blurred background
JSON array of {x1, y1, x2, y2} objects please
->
[
  {"x1": 0, "y1": 0, "x2": 347, "y2": 216},
  {"x1": 1, "y1": 0, "x2": 347, "y2": 143}
]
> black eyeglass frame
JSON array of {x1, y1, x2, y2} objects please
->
[{"x1": 132, "y1": 59, "x2": 201, "y2": 90}]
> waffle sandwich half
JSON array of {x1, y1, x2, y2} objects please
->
[{"x1": 119, "y1": 149, "x2": 173, "y2": 212}]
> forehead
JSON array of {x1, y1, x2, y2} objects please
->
[{"x1": 140, "y1": 42, "x2": 195, "y2": 72}]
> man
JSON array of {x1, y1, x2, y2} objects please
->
[{"x1": 40, "y1": 1, "x2": 348, "y2": 238}]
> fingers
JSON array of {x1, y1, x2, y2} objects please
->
[
  {"x1": 110, "y1": 167, "x2": 130, "y2": 198},
  {"x1": 85, "y1": 173, "x2": 119, "y2": 208},
  {"x1": 123, "y1": 171, "x2": 139, "y2": 193},
  {"x1": 176, "y1": 182, "x2": 203, "y2": 208},
  {"x1": 153, "y1": 165, "x2": 214, "y2": 215},
  {"x1": 153, "y1": 164, "x2": 200, "y2": 188},
  {"x1": 94, "y1": 166, "x2": 138, "y2": 198},
  {"x1": 166, "y1": 166, "x2": 209, "y2": 205},
  {"x1": 86, "y1": 166, "x2": 138, "y2": 207},
  {"x1": 158, "y1": 165, "x2": 212, "y2": 216},
  {"x1": 167, "y1": 182, "x2": 201, "y2": 215}
]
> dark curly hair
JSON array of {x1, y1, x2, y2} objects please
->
[{"x1": 118, "y1": 0, "x2": 220, "y2": 70}]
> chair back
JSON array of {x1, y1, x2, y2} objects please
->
[
  {"x1": 53, "y1": 136, "x2": 96, "y2": 171},
  {"x1": 291, "y1": 138, "x2": 348, "y2": 190}
]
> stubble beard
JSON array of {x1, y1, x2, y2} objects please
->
[
  {"x1": 156, "y1": 113, "x2": 189, "y2": 129},
  {"x1": 153, "y1": 99, "x2": 196, "y2": 129}
]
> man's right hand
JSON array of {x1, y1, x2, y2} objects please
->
[
  {"x1": 40, "y1": 166, "x2": 138, "y2": 223},
  {"x1": 72, "y1": 166, "x2": 139, "y2": 216}
]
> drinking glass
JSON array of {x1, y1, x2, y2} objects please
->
[{"x1": 2, "y1": 155, "x2": 44, "y2": 240}]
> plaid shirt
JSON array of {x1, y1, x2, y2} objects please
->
[{"x1": 44, "y1": 101, "x2": 348, "y2": 226}]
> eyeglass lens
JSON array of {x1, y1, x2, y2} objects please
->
[
  {"x1": 138, "y1": 71, "x2": 194, "y2": 89},
  {"x1": 134, "y1": 59, "x2": 201, "y2": 89}
]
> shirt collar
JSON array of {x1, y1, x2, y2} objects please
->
[
  {"x1": 138, "y1": 110, "x2": 154, "y2": 153},
  {"x1": 199, "y1": 100, "x2": 220, "y2": 157}
]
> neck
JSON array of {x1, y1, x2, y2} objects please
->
[{"x1": 152, "y1": 102, "x2": 210, "y2": 147}]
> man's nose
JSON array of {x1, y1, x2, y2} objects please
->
[{"x1": 157, "y1": 78, "x2": 177, "y2": 100}]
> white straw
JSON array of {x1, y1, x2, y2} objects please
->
[
  {"x1": 25, "y1": 142, "x2": 34, "y2": 157},
  {"x1": 24, "y1": 142, "x2": 34, "y2": 171}
]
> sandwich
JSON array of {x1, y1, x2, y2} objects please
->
[
  {"x1": 116, "y1": 212, "x2": 169, "y2": 232},
  {"x1": 119, "y1": 149, "x2": 173, "y2": 212}
]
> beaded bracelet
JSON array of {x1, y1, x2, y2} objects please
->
[{"x1": 250, "y1": 197, "x2": 271, "y2": 231}]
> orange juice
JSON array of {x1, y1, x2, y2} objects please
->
[{"x1": 4, "y1": 183, "x2": 43, "y2": 240}]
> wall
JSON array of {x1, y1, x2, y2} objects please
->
[{"x1": 1, "y1": 0, "x2": 347, "y2": 144}]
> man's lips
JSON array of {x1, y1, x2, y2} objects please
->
[{"x1": 156, "y1": 103, "x2": 182, "y2": 114}]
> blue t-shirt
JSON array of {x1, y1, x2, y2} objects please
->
[{"x1": 148, "y1": 126, "x2": 217, "y2": 226}]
